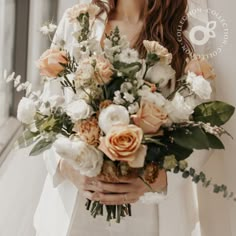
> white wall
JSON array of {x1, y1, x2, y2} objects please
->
[
  {"x1": 57, "y1": 0, "x2": 79, "y2": 20},
  {"x1": 0, "y1": 0, "x2": 15, "y2": 126},
  {"x1": 198, "y1": 1, "x2": 236, "y2": 235}
]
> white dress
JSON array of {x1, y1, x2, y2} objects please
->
[
  {"x1": 34, "y1": 2, "x2": 211, "y2": 236},
  {"x1": 0, "y1": 1, "x2": 211, "y2": 236}
]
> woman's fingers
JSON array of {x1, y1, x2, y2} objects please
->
[
  {"x1": 97, "y1": 182, "x2": 132, "y2": 193},
  {"x1": 82, "y1": 190, "x2": 139, "y2": 205},
  {"x1": 98, "y1": 192, "x2": 138, "y2": 205},
  {"x1": 96, "y1": 175, "x2": 136, "y2": 183}
]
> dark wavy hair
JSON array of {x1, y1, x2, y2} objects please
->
[{"x1": 93, "y1": 0, "x2": 194, "y2": 79}]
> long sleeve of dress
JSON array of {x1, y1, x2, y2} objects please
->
[{"x1": 41, "y1": 13, "x2": 69, "y2": 187}]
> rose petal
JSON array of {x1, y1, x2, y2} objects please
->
[{"x1": 128, "y1": 145, "x2": 147, "y2": 168}]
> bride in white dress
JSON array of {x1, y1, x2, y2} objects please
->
[{"x1": 0, "y1": 0, "x2": 211, "y2": 236}]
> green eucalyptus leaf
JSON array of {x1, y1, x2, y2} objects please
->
[
  {"x1": 15, "y1": 130, "x2": 40, "y2": 149},
  {"x1": 193, "y1": 101, "x2": 235, "y2": 126},
  {"x1": 206, "y1": 133, "x2": 225, "y2": 149},
  {"x1": 172, "y1": 126, "x2": 210, "y2": 150},
  {"x1": 29, "y1": 138, "x2": 55, "y2": 156},
  {"x1": 167, "y1": 142, "x2": 193, "y2": 161}
]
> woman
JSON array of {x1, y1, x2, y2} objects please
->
[{"x1": 34, "y1": 0, "x2": 211, "y2": 236}]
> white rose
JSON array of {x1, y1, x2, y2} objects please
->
[
  {"x1": 146, "y1": 63, "x2": 175, "y2": 88},
  {"x1": 185, "y1": 96, "x2": 202, "y2": 109},
  {"x1": 66, "y1": 99, "x2": 92, "y2": 122},
  {"x1": 186, "y1": 72, "x2": 212, "y2": 100},
  {"x1": 165, "y1": 92, "x2": 193, "y2": 123},
  {"x1": 39, "y1": 95, "x2": 65, "y2": 116},
  {"x1": 49, "y1": 95, "x2": 65, "y2": 107},
  {"x1": 54, "y1": 137, "x2": 103, "y2": 177},
  {"x1": 17, "y1": 97, "x2": 36, "y2": 124},
  {"x1": 53, "y1": 136, "x2": 76, "y2": 159},
  {"x1": 98, "y1": 105, "x2": 130, "y2": 134}
]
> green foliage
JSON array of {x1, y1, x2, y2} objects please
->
[
  {"x1": 193, "y1": 101, "x2": 235, "y2": 126},
  {"x1": 169, "y1": 165, "x2": 236, "y2": 203},
  {"x1": 113, "y1": 61, "x2": 142, "y2": 78},
  {"x1": 15, "y1": 129, "x2": 40, "y2": 149},
  {"x1": 172, "y1": 126, "x2": 225, "y2": 151},
  {"x1": 29, "y1": 137, "x2": 55, "y2": 156},
  {"x1": 172, "y1": 126, "x2": 210, "y2": 150},
  {"x1": 146, "y1": 53, "x2": 160, "y2": 65},
  {"x1": 105, "y1": 76, "x2": 125, "y2": 100},
  {"x1": 166, "y1": 142, "x2": 193, "y2": 161},
  {"x1": 206, "y1": 133, "x2": 225, "y2": 149}
]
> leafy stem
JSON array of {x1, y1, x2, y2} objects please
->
[{"x1": 171, "y1": 165, "x2": 236, "y2": 202}]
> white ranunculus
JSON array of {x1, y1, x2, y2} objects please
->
[
  {"x1": 146, "y1": 63, "x2": 175, "y2": 88},
  {"x1": 17, "y1": 97, "x2": 36, "y2": 124},
  {"x1": 186, "y1": 72, "x2": 212, "y2": 100},
  {"x1": 54, "y1": 137, "x2": 103, "y2": 177},
  {"x1": 99, "y1": 105, "x2": 130, "y2": 134},
  {"x1": 66, "y1": 99, "x2": 92, "y2": 122},
  {"x1": 165, "y1": 92, "x2": 193, "y2": 123}
]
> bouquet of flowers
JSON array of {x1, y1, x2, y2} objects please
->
[{"x1": 5, "y1": 3, "x2": 235, "y2": 223}]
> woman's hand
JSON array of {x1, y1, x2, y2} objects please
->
[{"x1": 59, "y1": 159, "x2": 167, "y2": 205}]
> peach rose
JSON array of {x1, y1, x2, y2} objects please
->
[
  {"x1": 73, "y1": 116, "x2": 100, "y2": 146},
  {"x1": 94, "y1": 56, "x2": 113, "y2": 85},
  {"x1": 67, "y1": 3, "x2": 100, "y2": 23},
  {"x1": 143, "y1": 40, "x2": 172, "y2": 65},
  {"x1": 99, "y1": 100, "x2": 113, "y2": 110},
  {"x1": 98, "y1": 124, "x2": 147, "y2": 168},
  {"x1": 37, "y1": 48, "x2": 68, "y2": 78},
  {"x1": 132, "y1": 100, "x2": 168, "y2": 134},
  {"x1": 185, "y1": 57, "x2": 216, "y2": 80}
]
